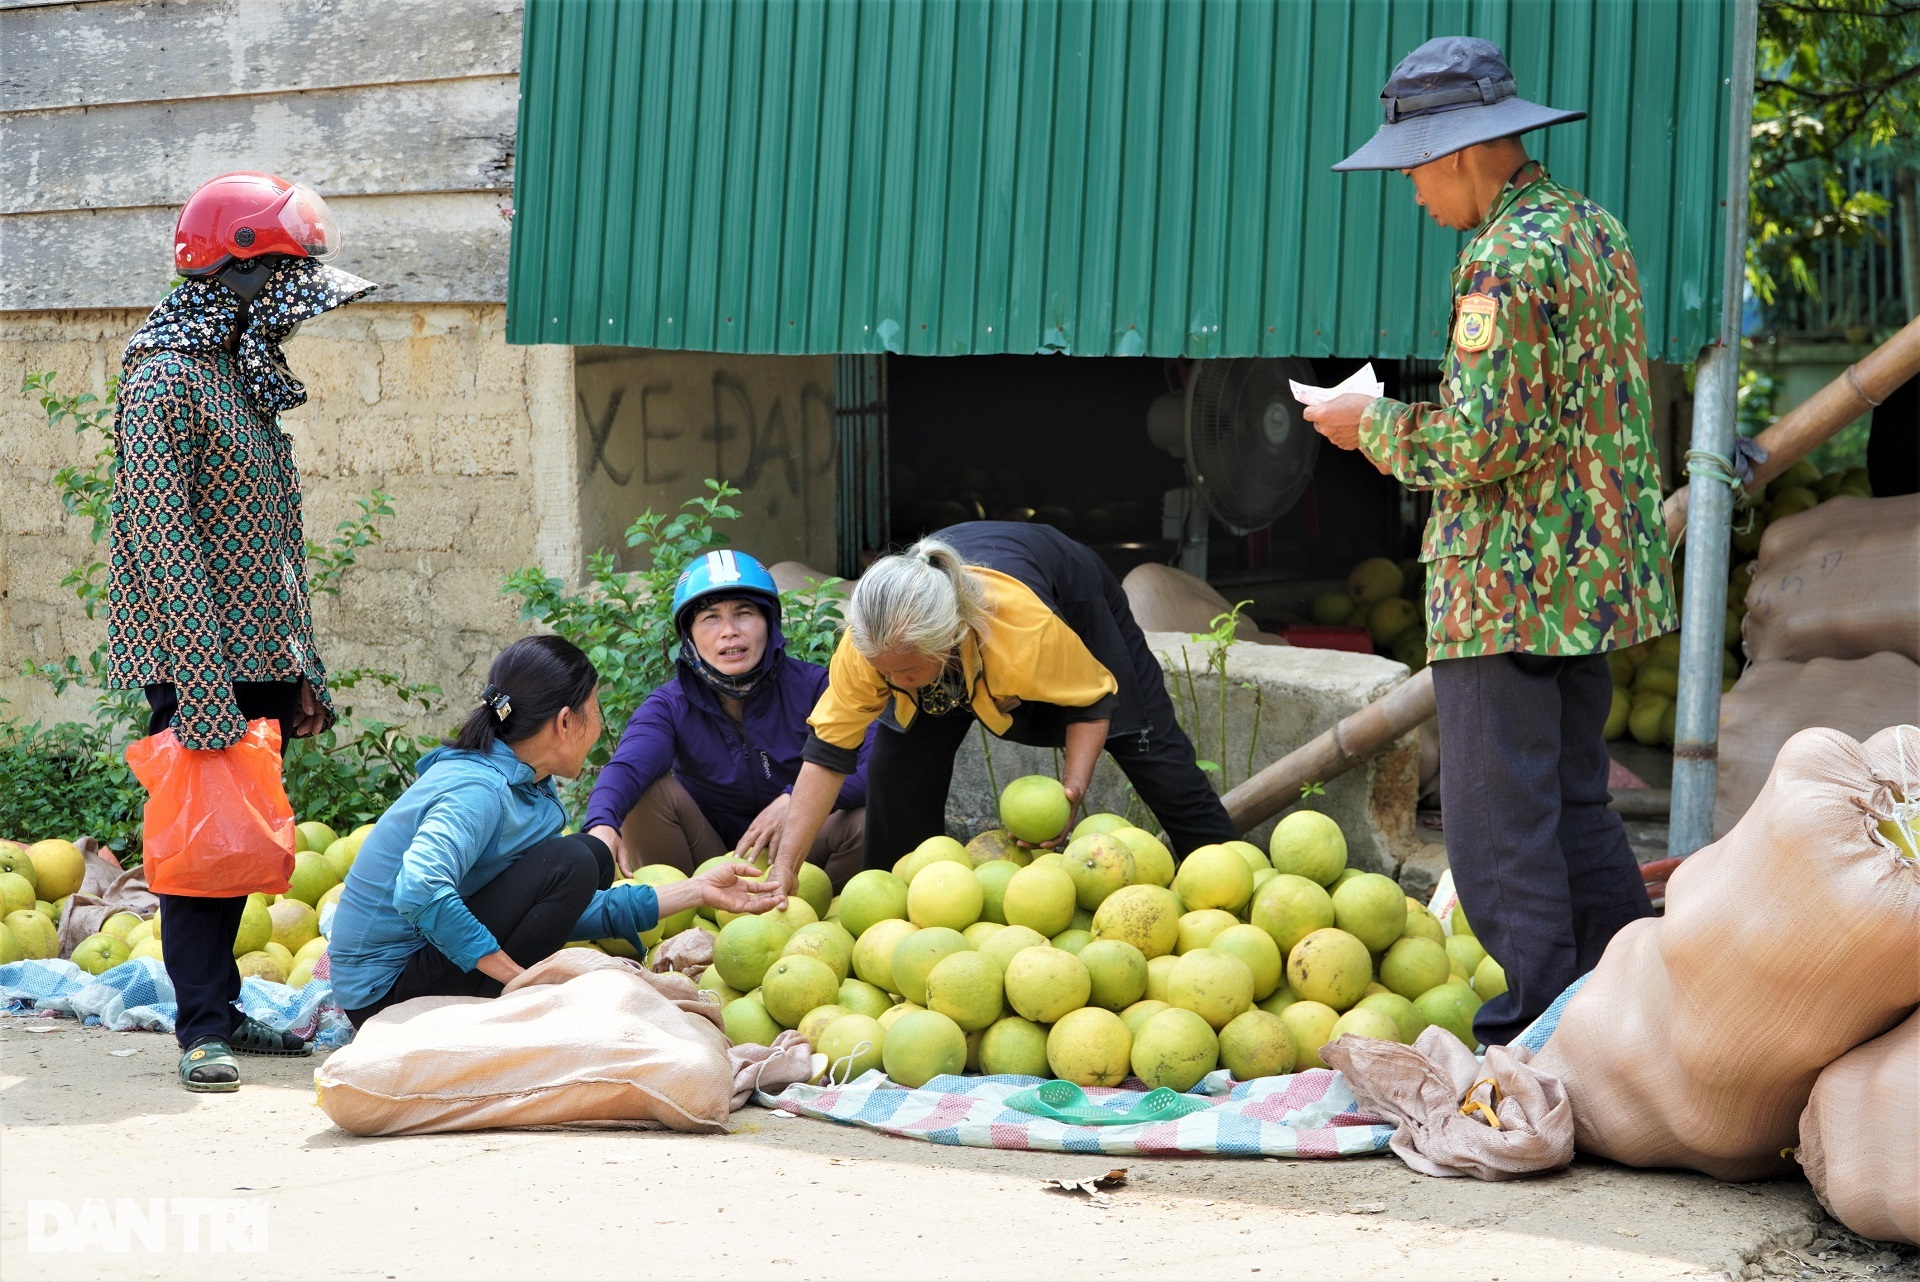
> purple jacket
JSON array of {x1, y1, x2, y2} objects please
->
[{"x1": 583, "y1": 624, "x2": 871, "y2": 845}]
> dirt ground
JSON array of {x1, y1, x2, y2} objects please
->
[{"x1": 2, "y1": 1019, "x2": 1912, "y2": 1282}]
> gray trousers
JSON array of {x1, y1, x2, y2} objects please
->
[{"x1": 1429, "y1": 651, "x2": 1654, "y2": 1047}]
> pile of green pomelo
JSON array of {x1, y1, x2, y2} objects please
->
[
  {"x1": 0, "y1": 822, "x2": 370, "y2": 984},
  {"x1": 589, "y1": 775, "x2": 1506, "y2": 1092}
]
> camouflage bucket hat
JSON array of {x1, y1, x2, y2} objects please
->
[{"x1": 1333, "y1": 37, "x2": 1585, "y2": 172}]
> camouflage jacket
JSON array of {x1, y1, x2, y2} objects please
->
[{"x1": 1360, "y1": 161, "x2": 1676, "y2": 661}]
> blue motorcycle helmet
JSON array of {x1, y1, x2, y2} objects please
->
[{"x1": 671, "y1": 550, "x2": 784, "y2": 698}]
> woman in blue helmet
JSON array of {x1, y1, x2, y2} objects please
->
[{"x1": 583, "y1": 550, "x2": 873, "y2": 887}]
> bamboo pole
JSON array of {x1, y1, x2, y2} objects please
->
[{"x1": 1222, "y1": 312, "x2": 1920, "y2": 835}]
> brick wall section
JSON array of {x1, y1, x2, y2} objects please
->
[{"x1": 0, "y1": 303, "x2": 563, "y2": 738}]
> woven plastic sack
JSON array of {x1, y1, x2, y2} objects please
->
[
  {"x1": 1798, "y1": 1007, "x2": 1919, "y2": 1246},
  {"x1": 124, "y1": 719, "x2": 295, "y2": 897},
  {"x1": 1742, "y1": 493, "x2": 1920, "y2": 666},
  {"x1": 1121, "y1": 563, "x2": 1285, "y2": 644},
  {"x1": 1324, "y1": 1026, "x2": 1573, "y2": 1181},
  {"x1": 1712, "y1": 655, "x2": 1920, "y2": 838},
  {"x1": 315, "y1": 949, "x2": 739, "y2": 1136},
  {"x1": 1537, "y1": 724, "x2": 1920, "y2": 1181}
]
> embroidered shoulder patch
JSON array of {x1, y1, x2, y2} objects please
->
[{"x1": 1453, "y1": 292, "x2": 1498, "y2": 353}]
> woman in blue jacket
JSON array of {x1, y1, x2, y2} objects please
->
[
  {"x1": 328, "y1": 635, "x2": 778, "y2": 1026},
  {"x1": 584, "y1": 551, "x2": 872, "y2": 887}
]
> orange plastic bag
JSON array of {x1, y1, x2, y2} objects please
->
[{"x1": 125, "y1": 719, "x2": 296, "y2": 897}]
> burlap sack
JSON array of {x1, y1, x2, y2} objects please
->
[
  {"x1": 1536, "y1": 725, "x2": 1920, "y2": 1181},
  {"x1": 1742, "y1": 493, "x2": 1920, "y2": 666},
  {"x1": 1713, "y1": 655, "x2": 1920, "y2": 838},
  {"x1": 55, "y1": 839, "x2": 155, "y2": 959},
  {"x1": 315, "y1": 949, "x2": 738, "y2": 1136},
  {"x1": 1798, "y1": 1007, "x2": 1919, "y2": 1246},
  {"x1": 1323, "y1": 1026, "x2": 1573, "y2": 1181},
  {"x1": 1121, "y1": 563, "x2": 1285, "y2": 644}
]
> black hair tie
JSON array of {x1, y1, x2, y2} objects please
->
[{"x1": 480, "y1": 683, "x2": 512, "y2": 721}]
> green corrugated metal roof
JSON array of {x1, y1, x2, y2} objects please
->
[{"x1": 509, "y1": 0, "x2": 1735, "y2": 361}]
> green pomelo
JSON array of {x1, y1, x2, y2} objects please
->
[
  {"x1": 894, "y1": 835, "x2": 972, "y2": 886},
  {"x1": 964, "y1": 921, "x2": 1003, "y2": 948},
  {"x1": 1445, "y1": 934, "x2": 1489, "y2": 977},
  {"x1": 714, "y1": 915, "x2": 794, "y2": 992},
  {"x1": 630, "y1": 864, "x2": 697, "y2": 945},
  {"x1": 697, "y1": 967, "x2": 743, "y2": 1006},
  {"x1": 978, "y1": 1015, "x2": 1051, "y2": 1077},
  {"x1": 817, "y1": 1014, "x2": 887, "y2": 1082},
  {"x1": 965, "y1": 828, "x2": 1028, "y2": 867},
  {"x1": 925, "y1": 950, "x2": 1005, "y2": 1031},
  {"x1": 1367, "y1": 597, "x2": 1420, "y2": 646},
  {"x1": 965, "y1": 1027, "x2": 986, "y2": 1073},
  {"x1": 1401, "y1": 899, "x2": 1446, "y2": 947},
  {"x1": 0, "y1": 922, "x2": 24, "y2": 965},
  {"x1": 1330, "y1": 873, "x2": 1407, "y2": 952},
  {"x1": 878, "y1": 1002, "x2": 923, "y2": 1031},
  {"x1": 1050, "y1": 928, "x2": 1092, "y2": 954},
  {"x1": 836, "y1": 977, "x2": 893, "y2": 1019},
  {"x1": 1449, "y1": 903, "x2": 1473, "y2": 938},
  {"x1": 1210, "y1": 924, "x2": 1283, "y2": 1000},
  {"x1": 890, "y1": 926, "x2": 971, "y2": 1007},
  {"x1": 1061, "y1": 833, "x2": 1135, "y2": 911},
  {"x1": 1218, "y1": 1009, "x2": 1296, "y2": 1080},
  {"x1": 1224, "y1": 840, "x2": 1270, "y2": 873},
  {"x1": 1378, "y1": 936, "x2": 1450, "y2": 1000},
  {"x1": 1604, "y1": 686, "x2": 1631, "y2": 740},
  {"x1": 1120, "y1": 999, "x2": 1172, "y2": 1037},
  {"x1": 1173, "y1": 845, "x2": 1254, "y2": 914},
  {"x1": 722, "y1": 997, "x2": 783, "y2": 1046},
  {"x1": 321, "y1": 836, "x2": 357, "y2": 883},
  {"x1": 294, "y1": 820, "x2": 337, "y2": 855},
  {"x1": 978, "y1": 924, "x2": 1050, "y2": 976},
  {"x1": 1111, "y1": 827, "x2": 1176, "y2": 887},
  {"x1": 907, "y1": 860, "x2": 984, "y2": 931},
  {"x1": 285, "y1": 850, "x2": 341, "y2": 908},
  {"x1": 268, "y1": 899, "x2": 320, "y2": 954},
  {"x1": 1168, "y1": 948, "x2": 1255, "y2": 1030},
  {"x1": 1268, "y1": 811, "x2": 1348, "y2": 886},
  {"x1": 1176, "y1": 908, "x2": 1240, "y2": 954},
  {"x1": 1130, "y1": 1007, "x2": 1220, "y2": 1091},
  {"x1": 783, "y1": 922, "x2": 855, "y2": 982},
  {"x1": 974, "y1": 860, "x2": 1020, "y2": 924},
  {"x1": 236, "y1": 949, "x2": 286, "y2": 984},
  {"x1": 1628, "y1": 693, "x2": 1672, "y2": 745},
  {"x1": 1004, "y1": 946, "x2": 1092, "y2": 1023},
  {"x1": 0, "y1": 845, "x2": 37, "y2": 892},
  {"x1": 0, "y1": 873, "x2": 36, "y2": 916},
  {"x1": 1331, "y1": 1005, "x2": 1402, "y2": 1044},
  {"x1": 850, "y1": 918, "x2": 919, "y2": 994},
  {"x1": 999, "y1": 775, "x2": 1072, "y2": 844},
  {"x1": 794, "y1": 862, "x2": 834, "y2": 920},
  {"x1": 1415, "y1": 982, "x2": 1482, "y2": 1051},
  {"x1": 1347, "y1": 557, "x2": 1404, "y2": 605},
  {"x1": 1256, "y1": 984, "x2": 1299, "y2": 1016},
  {"x1": 1356, "y1": 992, "x2": 1428, "y2": 1044},
  {"x1": 1071, "y1": 812, "x2": 1130, "y2": 840},
  {"x1": 1279, "y1": 1000, "x2": 1341, "y2": 1070},
  {"x1": 231, "y1": 897, "x2": 272, "y2": 958},
  {"x1": 1286, "y1": 928, "x2": 1372, "y2": 1012},
  {"x1": 1473, "y1": 956, "x2": 1509, "y2": 1000},
  {"x1": 761, "y1": 954, "x2": 841, "y2": 1028},
  {"x1": 72, "y1": 932, "x2": 132, "y2": 976},
  {"x1": 1250, "y1": 873, "x2": 1337, "y2": 956},
  {"x1": 1001, "y1": 864, "x2": 1077, "y2": 937},
  {"x1": 1069, "y1": 907, "x2": 1094, "y2": 932},
  {"x1": 1077, "y1": 939, "x2": 1149, "y2": 1012},
  {"x1": 838, "y1": 869, "x2": 909, "y2": 938},
  {"x1": 1028, "y1": 851, "x2": 1065, "y2": 871},
  {"x1": 883, "y1": 1010, "x2": 969, "y2": 1087},
  {"x1": 1090, "y1": 884, "x2": 1183, "y2": 959},
  {"x1": 1046, "y1": 1007, "x2": 1133, "y2": 1087},
  {"x1": 796, "y1": 1003, "x2": 853, "y2": 1047},
  {"x1": 1145, "y1": 952, "x2": 1180, "y2": 1003},
  {"x1": 1311, "y1": 589, "x2": 1354, "y2": 625}
]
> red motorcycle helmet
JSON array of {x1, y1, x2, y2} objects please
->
[{"x1": 173, "y1": 172, "x2": 341, "y2": 277}]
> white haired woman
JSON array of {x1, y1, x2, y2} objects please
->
[{"x1": 764, "y1": 521, "x2": 1236, "y2": 894}]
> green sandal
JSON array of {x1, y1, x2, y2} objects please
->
[
  {"x1": 230, "y1": 1016, "x2": 312, "y2": 1057},
  {"x1": 180, "y1": 1037, "x2": 240, "y2": 1092}
]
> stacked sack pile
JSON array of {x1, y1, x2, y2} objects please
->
[{"x1": 1535, "y1": 724, "x2": 1919, "y2": 1245}]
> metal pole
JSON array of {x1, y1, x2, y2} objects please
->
[{"x1": 1669, "y1": 0, "x2": 1759, "y2": 858}]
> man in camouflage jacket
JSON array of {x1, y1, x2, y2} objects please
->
[{"x1": 1307, "y1": 38, "x2": 1675, "y2": 1046}]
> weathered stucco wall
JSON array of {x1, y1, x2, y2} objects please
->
[
  {"x1": 0, "y1": 304, "x2": 575, "y2": 734},
  {"x1": 573, "y1": 348, "x2": 840, "y2": 571}
]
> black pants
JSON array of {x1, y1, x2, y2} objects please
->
[
  {"x1": 144, "y1": 680, "x2": 303, "y2": 1049},
  {"x1": 1429, "y1": 652, "x2": 1654, "y2": 1047},
  {"x1": 862, "y1": 693, "x2": 1236, "y2": 872},
  {"x1": 342, "y1": 833, "x2": 613, "y2": 1027}
]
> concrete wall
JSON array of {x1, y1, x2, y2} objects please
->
[
  {"x1": 0, "y1": 304, "x2": 577, "y2": 730},
  {"x1": 945, "y1": 634, "x2": 1423, "y2": 882},
  {"x1": 573, "y1": 348, "x2": 839, "y2": 571}
]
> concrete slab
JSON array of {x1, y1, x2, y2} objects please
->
[{"x1": 1, "y1": 1019, "x2": 1874, "y2": 1282}]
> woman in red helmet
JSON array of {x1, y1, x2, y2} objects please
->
[{"x1": 110, "y1": 172, "x2": 376, "y2": 1091}]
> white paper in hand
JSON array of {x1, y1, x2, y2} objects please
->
[{"x1": 1289, "y1": 362, "x2": 1385, "y2": 407}]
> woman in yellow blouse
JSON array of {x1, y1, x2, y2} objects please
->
[{"x1": 767, "y1": 522, "x2": 1236, "y2": 893}]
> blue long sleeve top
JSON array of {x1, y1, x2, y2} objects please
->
[{"x1": 326, "y1": 741, "x2": 658, "y2": 1011}]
